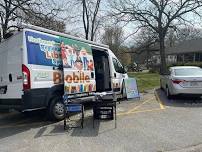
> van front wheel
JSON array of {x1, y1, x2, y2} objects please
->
[
  {"x1": 121, "y1": 81, "x2": 127, "y2": 99},
  {"x1": 48, "y1": 96, "x2": 65, "y2": 121}
]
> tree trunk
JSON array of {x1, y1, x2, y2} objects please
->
[
  {"x1": 2, "y1": 24, "x2": 7, "y2": 39},
  {"x1": 0, "y1": 29, "x2": 2, "y2": 42},
  {"x1": 159, "y1": 34, "x2": 167, "y2": 74}
]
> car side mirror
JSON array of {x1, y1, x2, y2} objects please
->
[{"x1": 160, "y1": 69, "x2": 170, "y2": 75}]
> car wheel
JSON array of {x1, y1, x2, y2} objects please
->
[
  {"x1": 48, "y1": 96, "x2": 65, "y2": 121},
  {"x1": 166, "y1": 86, "x2": 172, "y2": 99}
]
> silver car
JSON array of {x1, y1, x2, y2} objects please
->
[{"x1": 160, "y1": 66, "x2": 202, "y2": 99}]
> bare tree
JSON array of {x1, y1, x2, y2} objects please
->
[
  {"x1": 0, "y1": 0, "x2": 40, "y2": 39},
  {"x1": 0, "y1": 0, "x2": 66, "y2": 41},
  {"x1": 101, "y1": 25, "x2": 131, "y2": 65},
  {"x1": 81, "y1": 0, "x2": 102, "y2": 41},
  {"x1": 130, "y1": 28, "x2": 159, "y2": 68},
  {"x1": 176, "y1": 26, "x2": 202, "y2": 42},
  {"x1": 22, "y1": 11, "x2": 66, "y2": 33},
  {"x1": 111, "y1": 0, "x2": 202, "y2": 73},
  {"x1": 101, "y1": 26, "x2": 124, "y2": 56}
]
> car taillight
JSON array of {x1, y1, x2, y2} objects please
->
[
  {"x1": 22, "y1": 64, "x2": 30, "y2": 90},
  {"x1": 172, "y1": 79, "x2": 185, "y2": 84}
]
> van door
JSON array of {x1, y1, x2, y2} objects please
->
[
  {"x1": 0, "y1": 33, "x2": 23, "y2": 104},
  {"x1": 111, "y1": 57, "x2": 127, "y2": 93},
  {"x1": 24, "y1": 30, "x2": 63, "y2": 109},
  {"x1": 25, "y1": 30, "x2": 63, "y2": 90},
  {"x1": 60, "y1": 37, "x2": 96, "y2": 98}
]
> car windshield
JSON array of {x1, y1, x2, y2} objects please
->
[{"x1": 174, "y1": 68, "x2": 202, "y2": 76}]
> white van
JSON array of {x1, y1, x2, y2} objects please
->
[{"x1": 0, "y1": 24, "x2": 128, "y2": 120}]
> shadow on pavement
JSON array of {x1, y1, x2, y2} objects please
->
[
  {"x1": 0, "y1": 110, "x2": 52, "y2": 139},
  {"x1": 0, "y1": 108, "x2": 116, "y2": 139},
  {"x1": 156, "y1": 88, "x2": 202, "y2": 108},
  {"x1": 33, "y1": 116, "x2": 101, "y2": 138},
  {"x1": 70, "y1": 116, "x2": 100, "y2": 137}
]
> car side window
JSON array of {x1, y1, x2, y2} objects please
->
[{"x1": 113, "y1": 58, "x2": 124, "y2": 73}]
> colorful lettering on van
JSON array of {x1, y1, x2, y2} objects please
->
[
  {"x1": 25, "y1": 31, "x2": 96, "y2": 94},
  {"x1": 59, "y1": 37, "x2": 94, "y2": 71},
  {"x1": 26, "y1": 31, "x2": 62, "y2": 66},
  {"x1": 59, "y1": 36, "x2": 96, "y2": 94}
]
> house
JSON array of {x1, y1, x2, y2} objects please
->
[{"x1": 151, "y1": 38, "x2": 202, "y2": 64}]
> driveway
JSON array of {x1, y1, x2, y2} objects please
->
[{"x1": 1, "y1": 90, "x2": 202, "y2": 152}]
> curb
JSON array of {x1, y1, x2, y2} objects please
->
[{"x1": 154, "y1": 88, "x2": 165, "y2": 110}]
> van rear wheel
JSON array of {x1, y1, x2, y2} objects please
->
[{"x1": 48, "y1": 96, "x2": 65, "y2": 121}]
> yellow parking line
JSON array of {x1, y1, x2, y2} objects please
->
[
  {"x1": 117, "y1": 108, "x2": 163, "y2": 116},
  {"x1": 154, "y1": 90, "x2": 165, "y2": 110},
  {"x1": 117, "y1": 92, "x2": 166, "y2": 116},
  {"x1": 127, "y1": 97, "x2": 155, "y2": 113}
]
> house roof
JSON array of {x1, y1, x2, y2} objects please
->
[{"x1": 167, "y1": 38, "x2": 202, "y2": 55}]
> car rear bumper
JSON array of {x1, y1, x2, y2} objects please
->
[{"x1": 170, "y1": 85, "x2": 202, "y2": 95}]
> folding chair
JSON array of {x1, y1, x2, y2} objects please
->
[{"x1": 63, "y1": 95, "x2": 84, "y2": 130}]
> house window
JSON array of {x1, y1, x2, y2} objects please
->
[
  {"x1": 177, "y1": 55, "x2": 183, "y2": 62},
  {"x1": 200, "y1": 53, "x2": 202, "y2": 61},
  {"x1": 184, "y1": 53, "x2": 194, "y2": 62},
  {"x1": 195, "y1": 53, "x2": 200, "y2": 62}
]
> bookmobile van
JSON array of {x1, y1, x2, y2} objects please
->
[{"x1": 0, "y1": 24, "x2": 128, "y2": 120}]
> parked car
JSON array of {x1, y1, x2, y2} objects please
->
[{"x1": 160, "y1": 66, "x2": 202, "y2": 99}]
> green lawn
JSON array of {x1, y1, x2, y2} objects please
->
[{"x1": 128, "y1": 72, "x2": 160, "y2": 93}]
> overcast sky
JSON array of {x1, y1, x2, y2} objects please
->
[{"x1": 56, "y1": 0, "x2": 202, "y2": 47}]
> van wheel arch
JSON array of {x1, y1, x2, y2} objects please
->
[{"x1": 48, "y1": 95, "x2": 65, "y2": 121}]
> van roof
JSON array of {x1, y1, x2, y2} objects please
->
[{"x1": 21, "y1": 23, "x2": 109, "y2": 49}]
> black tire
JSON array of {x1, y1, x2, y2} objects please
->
[
  {"x1": 121, "y1": 81, "x2": 127, "y2": 99},
  {"x1": 160, "y1": 80, "x2": 163, "y2": 90},
  {"x1": 48, "y1": 96, "x2": 65, "y2": 121},
  {"x1": 166, "y1": 86, "x2": 172, "y2": 99}
]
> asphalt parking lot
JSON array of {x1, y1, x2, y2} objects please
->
[{"x1": 1, "y1": 90, "x2": 202, "y2": 152}]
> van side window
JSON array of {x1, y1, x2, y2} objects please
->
[{"x1": 113, "y1": 58, "x2": 124, "y2": 73}]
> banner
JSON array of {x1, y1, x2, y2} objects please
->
[
  {"x1": 60, "y1": 36, "x2": 96, "y2": 95},
  {"x1": 25, "y1": 30, "x2": 96, "y2": 95},
  {"x1": 25, "y1": 31, "x2": 62, "y2": 66},
  {"x1": 124, "y1": 78, "x2": 140, "y2": 99}
]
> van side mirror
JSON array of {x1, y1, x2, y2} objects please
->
[
  {"x1": 167, "y1": 71, "x2": 171, "y2": 75},
  {"x1": 123, "y1": 66, "x2": 128, "y2": 73}
]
